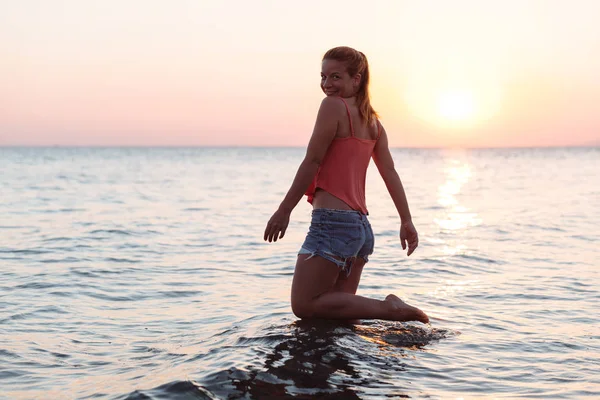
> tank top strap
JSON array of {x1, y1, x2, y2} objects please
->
[
  {"x1": 338, "y1": 97, "x2": 355, "y2": 137},
  {"x1": 376, "y1": 119, "x2": 382, "y2": 140}
]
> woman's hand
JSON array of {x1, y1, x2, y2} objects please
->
[
  {"x1": 400, "y1": 220, "x2": 418, "y2": 256},
  {"x1": 264, "y1": 208, "x2": 290, "y2": 243}
]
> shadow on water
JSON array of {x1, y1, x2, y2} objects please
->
[{"x1": 121, "y1": 319, "x2": 450, "y2": 399}]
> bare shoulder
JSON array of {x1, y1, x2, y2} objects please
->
[
  {"x1": 375, "y1": 119, "x2": 388, "y2": 140},
  {"x1": 374, "y1": 120, "x2": 390, "y2": 153},
  {"x1": 317, "y1": 96, "x2": 345, "y2": 115}
]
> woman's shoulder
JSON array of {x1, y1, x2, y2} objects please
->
[
  {"x1": 317, "y1": 96, "x2": 346, "y2": 117},
  {"x1": 320, "y1": 95, "x2": 347, "y2": 108}
]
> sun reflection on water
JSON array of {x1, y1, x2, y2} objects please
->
[
  {"x1": 434, "y1": 156, "x2": 482, "y2": 236},
  {"x1": 428, "y1": 153, "x2": 486, "y2": 315},
  {"x1": 430, "y1": 279, "x2": 480, "y2": 298}
]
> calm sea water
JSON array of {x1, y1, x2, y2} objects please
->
[{"x1": 1, "y1": 146, "x2": 599, "y2": 399}]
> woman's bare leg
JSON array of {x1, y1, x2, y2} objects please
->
[
  {"x1": 333, "y1": 257, "x2": 365, "y2": 294},
  {"x1": 330, "y1": 258, "x2": 365, "y2": 324},
  {"x1": 291, "y1": 254, "x2": 428, "y2": 323}
]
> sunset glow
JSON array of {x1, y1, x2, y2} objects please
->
[
  {"x1": 1, "y1": 0, "x2": 599, "y2": 148},
  {"x1": 438, "y1": 90, "x2": 475, "y2": 122}
]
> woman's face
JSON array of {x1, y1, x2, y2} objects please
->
[{"x1": 320, "y1": 59, "x2": 360, "y2": 98}]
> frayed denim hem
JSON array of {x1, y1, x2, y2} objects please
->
[{"x1": 298, "y1": 247, "x2": 368, "y2": 277}]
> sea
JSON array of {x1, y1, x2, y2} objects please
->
[{"x1": 1, "y1": 146, "x2": 599, "y2": 399}]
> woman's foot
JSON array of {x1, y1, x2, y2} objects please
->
[{"x1": 384, "y1": 294, "x2": 429, "y2": 324}]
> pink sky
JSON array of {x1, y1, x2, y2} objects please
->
[{"x1": 1, "y1": 0, "x2": 599, "y2": 147}]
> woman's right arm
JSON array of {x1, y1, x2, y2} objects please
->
[
  {"x1": 372, "y1": 124, "x2": 419, "y2": 256},
  {"x1": 263, "y1": 97, "x2": 340, "y2": 242}
]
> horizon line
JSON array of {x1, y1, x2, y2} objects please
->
[{"x1": 1, "y1": 144, "x2": 598, "y2": 150}]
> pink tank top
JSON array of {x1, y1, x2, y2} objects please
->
[{"x1": 305, "y1": 98, "x2": 381, "y2": 215}]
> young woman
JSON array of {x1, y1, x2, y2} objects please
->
[{"x1": 264, "y1": 46, "x2": 429, "y2": 324}]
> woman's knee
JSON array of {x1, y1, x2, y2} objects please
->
[
  {"x1": 291, "y1": 296, "x2": 314, "y2": 319},
  {"x1": 290, "y1": 254, "x2": 340, "y2": 319}
]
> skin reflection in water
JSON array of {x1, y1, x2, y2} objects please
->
[
  {"x1": 206, "y1": 320, "x2": 363, "y2": 399},
  {"x1": 204, "y1": 320, "x2": 447, "y2": 399}
]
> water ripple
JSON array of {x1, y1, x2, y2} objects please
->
[{"x1": 1, "y1": 147, "x2": 598, "y2": 399}]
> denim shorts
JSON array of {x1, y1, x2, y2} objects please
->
[{"x1": 298, "y1": 208, "x2": 375, "y2": 276}]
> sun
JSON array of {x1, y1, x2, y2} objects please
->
[
  {"x1": 402, "y1": 82, "x2": 503, "y2": 129},
  {"x1": 437, "y1": 90, "x2": 475, "y2": 121}
]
